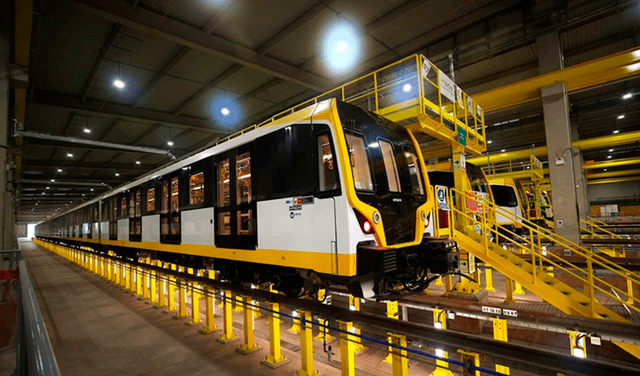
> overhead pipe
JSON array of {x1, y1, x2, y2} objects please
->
[
  {"x1": 587, "y1": 176, "x2": 640, "y2": 185},
  {"x1": 15, "y1": 130, "x2": 176, "y2": 159},
  {"x1": 17, "y1": 179, "x2": 110, "y2": 188},
  {"x1": 582, "y1": 156, "x2": 640, "y2": 170}
]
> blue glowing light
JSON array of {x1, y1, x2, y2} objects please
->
[
  {"x1": 321, "y1": 19, "x2": 362, "y2": 74},
  {"x1": 209, "y1": 95, "x2": 242, "y2": 128}
]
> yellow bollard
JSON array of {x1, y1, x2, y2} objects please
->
[
  {"x1": 187, "y1": 269, "x2": 201, "y2": 325},
  {"x1": 200, "y1": 283, "x2": 219, "y2": 334},
  {"x1": 288, "y1": 310, "x2": 301, "y2": 334},
  {"x1": 142, "y1": 265, "x2": 150, "y2": 301},
  {"x1": 484, "y1": 265, "x2": 495, "y2": 291},
  {"x1": 237, "y1": 295, "x2": 259, "y2": 354},
  {"x1": 457, "y1": 349, "x2": 480, "y2": 376},
  {"x1": 164, "y1": 264, "x2": 176, "y2": 314},
  {"x1": 136, "y1": 266, "x2": 143, "y2": 296},
  {"x1": 129, "y1": 262, "x2": 136, "y2": 294},
  {"x1": 348, "y1": 295, "x2": 366, "y2": 354},
  {"x1": 149, "y1": 262, "x2": 157, "y2": 304},
  {"x1": 261, "y1": 302, "x2": 288, "y2": 368},
  {"x1": 338, "y1": 321, "x2": 356, "y2": 376},
  {"x1": 390, "y1": 333, "x2": 408, "y2": 376},
  {"x1": 492, "y1": 318, "x2": 510, "y2": 375},
  {"x1": 295, "y1": 311, "x2": 318, "y2": 376},
  {"x1": 504, "y1": 277, "x2": 515, "y2": 303},
  {"x1": 435, "y1": 276, "x2": 443, "y2": 286},
  {"x1": 115, "y1": 261, "x2": 121, "y2": 286},
  {"x1": 155, "y1": 261, "x2": 166, "y2": 308},
  {"x1": 383, "y1": 300, "x2": 400, "y2": 363},
  {"x1": 107, "y1": 258, "x2": 113, "y2": 283},
  {"x1": 124, "y1": 263, "x2": 131, "y2": 291},
  {"x1": 430, "y1": 308, "x2": 454, "y2": 376},
  {"x1": 568, "y1": 330, "x2": 587, "y2": 359},
  {"x1": 217, "y1": 290, "x2": 237, "y2": 343}
]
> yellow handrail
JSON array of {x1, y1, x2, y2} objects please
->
[
  {"x1": 580, "y1": 218, "x2": 623, "y2": 239},
  {"x1": 449, "y1": 188, "x2": 640, "y2": 315}
]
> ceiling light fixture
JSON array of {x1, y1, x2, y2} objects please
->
[
  {"x1": 613, "y1": 130, "x2": 620, "y2": 134},
  {"x1": 135, "y1": 161, "x2": 141, "y2": 165},
  {"x1": 336, "y1": 40, "x2": 348, "y2": 53},
  {"x1": 83, "y1": 128, "x2": 91, "y2": 133},
  {"x1": 607, "y1": 155, "x2": 612, "y2": 159},
  {"x1": 167, "y1": 141, "x2": 174, "y2": 146},
  {"x1": 115, "y1": 173, "x2": 120, "y2": 177},
  {"x1": 67, "y1": 153, "x2": 73, "y2": 157},
  {"x1": 50, "y1": 179, "x2": 55, "y2": 182},
  {"x1": 403, "y1": 83, "x2": 412, "y2": 92},
  {"x1": 501, "y1": 149, "x2": 506, "y2": 152},
  {"x1": 618, "y1": 114, "x2": 625, "y2": 119},
  {"x1": 90, "y1": 189, "x2": 94, "y2": 192},
  {"x1": 220, "y1": 107, "x2": 230, "y2": 116},
  {"x1": 113, "y1": 79, "x2": 125, "y2": 89},
  {"x1": 623, "y1": 93, "x2": 632, "y2": 99},
  {"x1": 609, "y1": 149, "x2": 614, "y2": 152},
  {"x1": 487, "y1": 140, "x2": 492, "y2": 144},
  {"x1": 57, "y1": 169, "x2": 62, "y2": 172}
]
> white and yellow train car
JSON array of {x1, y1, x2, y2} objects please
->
[{"x1": 35, "y1": 99, "x2": 458, "y2": 298}]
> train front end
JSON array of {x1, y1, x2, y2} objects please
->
[{"x1": 334, "y1": 101, "x2": 458, "y2": 298}]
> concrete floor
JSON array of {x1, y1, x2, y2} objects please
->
[{"x1": 22, "y1": 241, "x2": 445, "y2": 376}]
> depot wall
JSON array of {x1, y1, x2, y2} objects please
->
[{"x1": 588, "y1": 181, "x2": 640, "y2": 216}]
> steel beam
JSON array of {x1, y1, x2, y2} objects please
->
[
  {"x1": 81, "y1": 24, "x2": 122, "y2": 102},
  {"x1": 32, "y1": 90, "x2": 220, "y2": 133},
  {"x1": 474, "y1": 47, "x2": 640, "y2": 113},
  {"x1": 17, "y1": 179, "x2": 111, "y2": 187},
  {"x1": 467, "y1": 129, "x2": 640, "y2": 165},
  {"x1": 24, "y1": 160, "x2": 148, "y2": 171},
  {"x1": 68, "y1": 0, "x2": 331, "y2": 91},
  {"x1": 172, "y1": 64, "x2": 243, "y2": 116},
  {"x1": 132, "y1": 47, "x2": 191, "y2": 109},
  {"x1": 587, "y1": 176, "x2": 640, "y2": 185}
]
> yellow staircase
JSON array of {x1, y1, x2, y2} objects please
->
[{"x1": 446, "y1": 188, "x2": 640, "y2": 358}]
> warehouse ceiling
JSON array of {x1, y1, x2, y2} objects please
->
[{"x1": 17, "y1": 0, "x2": 640, "y2": 223}]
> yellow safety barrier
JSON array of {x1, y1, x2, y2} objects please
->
[
  {"x1": 448, "y1": 187, "x2": 640, "y2": 359},
  {"x1": 261, "y1": 302, "x2": 288, "y2": 368},
  {"x1": 580, "y1": 218, "x2": 625, "y2": 257}
]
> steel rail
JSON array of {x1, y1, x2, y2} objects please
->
[{"x1": 41, "y1": 238, "x2": 640, "y2": 376}]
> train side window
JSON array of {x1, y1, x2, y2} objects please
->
[
  {"x1": 404, "y1": 150, "x2": 425, "y2": 195},
  {"x1": 217, "y1": 159, "x2": 231, "y2": 236},
  {"x1": 161, "y1": 180, "x2": 169, "y2": 236},
  {"x1": 129, "y1": 194, "x2": 135, "y2": 218},
  {"x1": 379, "y1": 140, "x2": 401, "y2": 193},
  {"x1": 345, "y1": 133, "x2": 374, "y2": 191},
  {"x1": 218, "y1": 159, "x2": 230, "y2": 207},
  {"x1": 170, "y1": 177, "x2": 180, "y2": 235},
  {"x1": 120, "y1": 197, "x2": 127, "y2": 217},
  {"x1": 161, "y1": 181, "x2": 169, "y2": 214},
  {"x1": 317, "y1": 133, "x2": 338, "y2": 192},
  {"x1": 236, "y1": 152, "x2": 251, "y2": 204},
  {"x1": 135, "y1": 190, "x2": 141, "y2": 217},
  {"x1": 189, "y1": 172, "x2": 205, "y2": 205},
  {"x1": 147, "y1": 188, "x2": 155, "y2": 212}
]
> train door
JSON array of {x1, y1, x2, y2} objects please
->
[
  {"x1": 215, "y1": 145, "x2": 257, "y2": 249},
  {"x1": 160, "y1": 172, "x2": 181, "y2": 244}
]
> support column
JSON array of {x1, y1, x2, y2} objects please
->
[
  {"x1": 288, "y1": 310, "x2": 301, "y2": 334},
  {"x1": 217, "y1": 290, "x2": 237, "y2": 343},
  {"x1": 390, "y1": 333, "x2": 408, "y2": 376},
  {"x1": 129, "y1": 261, "x2": 136, "y2": 294},
  {"x1": 155, "y1": 261, "x2": 166, "y2": 308},
  {"x1": 538, "y1": 32, "x2": 580, "y2": 244},
  {"x1": 142, "y1": 264, "x2": 150, "y2": 300},
  {"x1": 200, "y1": 280, "x2": 219, "y2": 334},
  {"x1": 261, "y1": 302, "x2": 288, "y2": 368},
  {"x1": 338, "y1": 321, "x2": 356, "y2": 376},
  {"x1": 164, "y1": 264, "x2": 176, "y2": 313},
  {"x1": 149, "y1": 261, "x2": 157, "y2": 304},
  {"x1": 430, "y1": 309, "x2": 454, "y2": 376},
  {"x1": 383, "y1": 301, "x2": 399, "y2": 363},
  {"x1": 237, "y1": 296, "x2": 259, "y2": 354},
  {"x1": 572, "y1": 147, "x2": 589, "y2": 221},
  {"x1": 136, "y1": 266, "x2": 143, "y2": 296},
  {"x1": 296, "y1": 311, "x2": 318, "y2": 376},
  {"x1": 492, "y1": 318, "x2": 509, "y2": 375},
  {"x1": 568, "y1": 330, "x2": 587, "y2": 358},
  {"x1": 348, "y1": 295, "x2": 366, "y2": 354},
  {"x1": 175, "y1": 268, "x2": 188, "y2": 319},
  {"x1": 187, "y1": 269, "x2": 200, "y2": 325}
]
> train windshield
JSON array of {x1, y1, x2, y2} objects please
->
[
  {"x1": 466, "y1": 163, "x2": 491, "y2": 194},
  {"x1": 337, "y1": 101, "x2": 425, "y2": 245},
  {"x1": 491, "y1": 185, "x2": 518, "y2": 207}
]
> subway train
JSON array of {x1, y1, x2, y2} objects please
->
[{"x1": 35, "y1": 99, "x2": 459, "y2": 299}]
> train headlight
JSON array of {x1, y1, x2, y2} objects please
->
[
  {"x1": 372, "y1": 211, "x2": 381, "y2": 224},
  {"x1": 421, "y1": 211, "x2": 427, "y2": 222}
]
